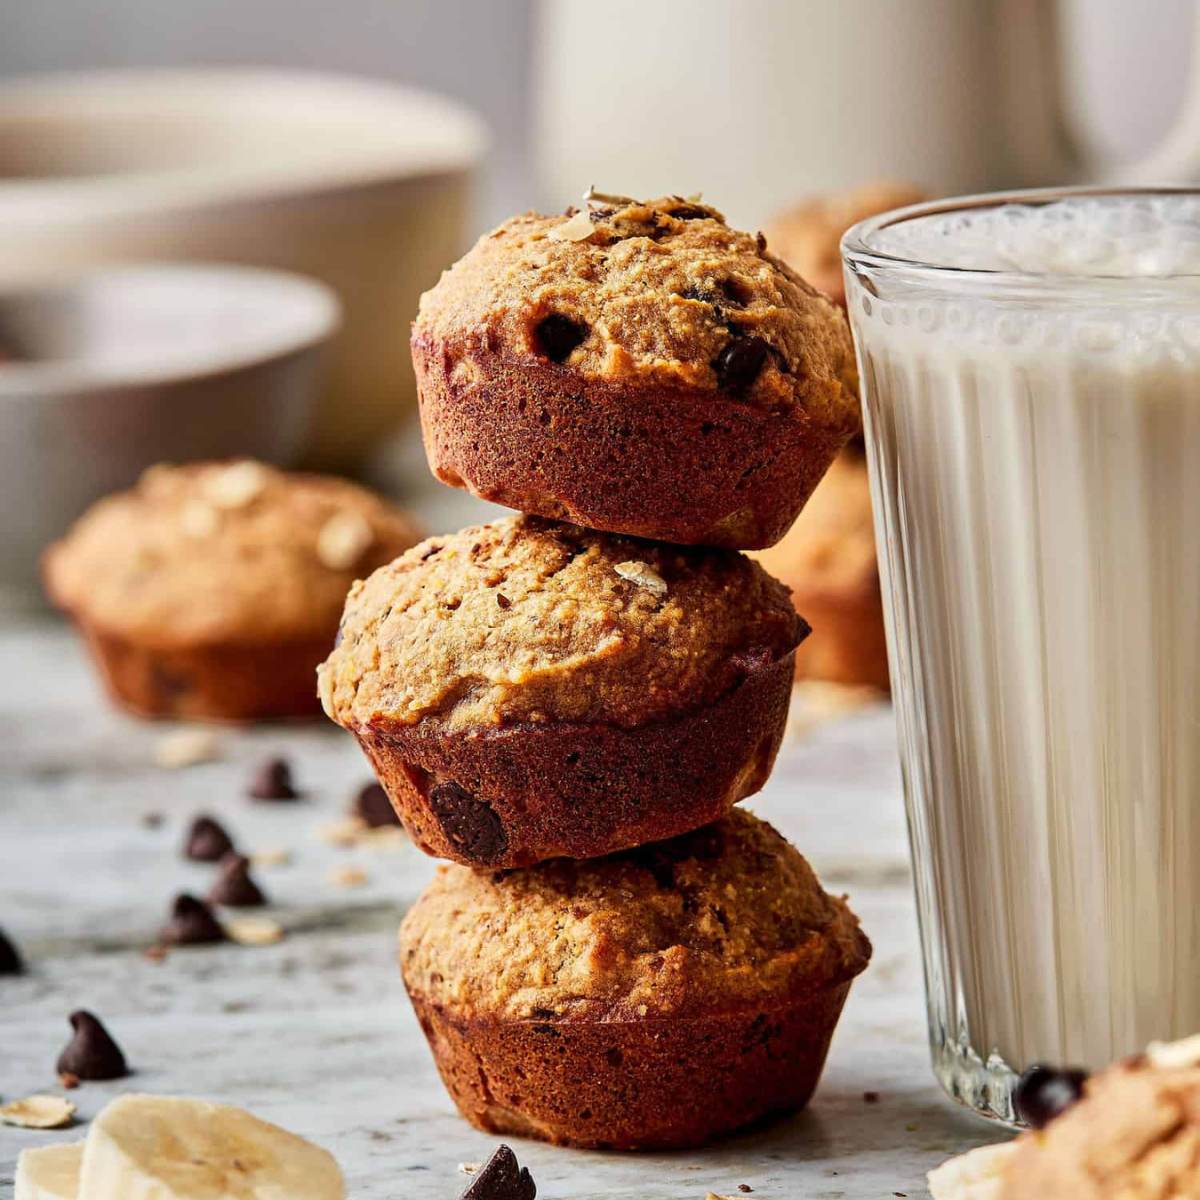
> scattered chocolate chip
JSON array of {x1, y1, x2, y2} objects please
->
[
  {"x1": 208, "y1": 853, "x2": 268, "y2": 908},
  {"x1": 496, "y1": 593, "x2": 511, "y2": 609},
  {"x1": 0, "y1": 926, "x2": 23, "y2": 975},
  {"x1": 665, "y1": 203, "x2": 711, "y2": 220},
  {"x1": 352, "y1": 782, "x2": 401, "y2": 829},
  {"x1": 183, "y1": 814, "x2": 235, "y2": 862},
  {"x1": 460, "y1": 1144, "x2": 536, "y2": 1200},
  {"x1": 532, "y1": 313, "x2": 587, "y2": 364},
  {"x1": 756, "y1": 231, "x2": 767, "y2": 253},
  {"x1": 160, "y1": 894, "x2": 227, "y2": 946},
  {"x1": 863, "y1": 1090, "x2": 880, "y2": 1103},
  {"x1": 428, "y1": 782, "x2": 508, "y2": 864},
  {"x1": 713, "y1": 336, "x2": 770, "y2": 391},
  {"x1": 140, "y1": 811, "x2": 165, "y2": 829},
  {"x1": 738, "y1": 1187, "x2": 754, "y2": 1194},
  {"x1": 56, "y1": 1010, "x2": 128, "y2": 1081},
  {"x1": 1013, "y1": 1064, "x2": 1089, "y2": 1129},
  {"x1": 247, "y1": 756, "x2": 298, "y2": 801}
]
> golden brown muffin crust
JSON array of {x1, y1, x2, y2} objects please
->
[
  {"x1": 400, "y1": 809, "x2": 870, "y2": 1021},
  {"x1": 414, "y1": 194, "x2": 858, "y2": 421},
  {"x1": 1002, "y1": 1056, "x2": 1200, "y2": 1199},
  {"x1": 319, "y1": 514, "x2": 804, "y2": 733},
  {"x1": 44, "y1": 461, "x2": 421, "y2": 647}
]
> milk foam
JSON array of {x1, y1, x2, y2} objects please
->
[{"x1": 866, "y1": 194, "x2": 1200, "y2": 277}]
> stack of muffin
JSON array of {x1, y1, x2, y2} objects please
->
[{"x1": 317, "y1": 194, "x2": 872, "y2": 1150}]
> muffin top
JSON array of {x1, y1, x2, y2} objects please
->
[
  {"x1": 754, "y1": 451, "x2": 879, "y2": 603},
  {"x1": 400, "y1": 808, "x2": 871, "y2": 1021},
  {"x1": 318, "y1": 514, "x2": 805, "y2": 733},
  {"x1": 1000, "y1": 1042, "x2": 1200, "y2": 1200},
  {"x1": 413, "y1": 192, "x2": 858, "y2": 423},
  {"x1": 44, "y1": 461, "x2": 421, "y2": 646},
  {"x1": 766, "y1": 182, "x2": 926, "y2": 307}
]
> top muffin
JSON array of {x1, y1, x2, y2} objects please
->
[
  {"x1": 416, "y1": 194, "x2": 857, "y2": 415},
  {"x1": 45, "y1": 460, "x2": 421, "y2": 647},
  {"x1": 412, "y1": 194, "x2": 860, "y2": 549},
  {"x1": 319, "y1": 513, "x2": 804, "y2": 734}
]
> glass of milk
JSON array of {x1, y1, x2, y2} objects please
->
[{"x1": 842, "y1": 189, "x2": 1200, "y2": 1124}]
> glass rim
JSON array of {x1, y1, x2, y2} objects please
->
[{"x1": 841, "y1": 184, "x2": 1200, "y2": 284}]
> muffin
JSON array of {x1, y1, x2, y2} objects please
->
[
  {"x1": 318, "y1": 515, "x2": 807, "y2": 868},
  {"x1": 400, "y1": 809, "x2": 871, "y2": 1150},
  {"x1": 929, "y1": 1040, "x2": 1200, "y2": 1199},
  {"x1": 754, "y1": 450, "x2": 889, "y2": 690},
  {"x1": 412, "y1": 193, "x2": 860, "y2": 550},
  {"x1": 765, "y1": 181, "x2": 927, "y2": 309},
  {"x1": 44, "y1": 460, "x2": 421, "y2": 720}
]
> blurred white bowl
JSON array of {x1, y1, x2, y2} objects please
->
[
  {"x1": 0, "y1": 69, "x2": 486, "y2": 471},
  {"x1": 0, "y1": 263, "x2": 340, "y2": 608}
]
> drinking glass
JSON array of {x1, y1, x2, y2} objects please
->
[{"x1": 842, "y1": 188, "x2": 1200, "y2": 1123}]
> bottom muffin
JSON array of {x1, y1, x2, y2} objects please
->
[{"x1": 399, "y1": 809, "x2": 871, "y2": 1150}]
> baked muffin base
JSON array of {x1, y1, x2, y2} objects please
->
[
  {"x1": 407, "y1": 983, "x2": 852, "y2": 1150},
  {"x1": 414, "y1": 336, "x2": 853, "y2": 550},
  {"x1": 350, "y1": 651, "x2": 796, "y2": 868},
  {"x1": 75, "y1": 622, "x2": 330, "y2": 721}
]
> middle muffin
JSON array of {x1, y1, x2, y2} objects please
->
[{"x1": 318, "y1": 514, "x2": 807, "y2": 868}]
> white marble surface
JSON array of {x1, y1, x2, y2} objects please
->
[{"x1": 0, "y1": 620, "x2": 1004, "y2": 1199}]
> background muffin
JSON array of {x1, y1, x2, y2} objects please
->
[
  {"x1": 412, "y1": 194, "x2": 860, "y2": 549},
  {"x1": 44, "y1": 460, "x2": 421, "y2": 720},
  {"x1": 400, "y1": 808, "x2": 871, "y2": 1150},
  {"x1": 319, "y1": 515, "x2": 806, "y2": 867},
  {"x1": 754, "y1": 449, "x2": 890, "y2": 691},
  {"x1": 766, "y1": 181, "x2": 927, "y2": 309}
]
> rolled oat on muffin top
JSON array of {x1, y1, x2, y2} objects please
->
[
  {"x1": 412, "y1": 193, "x2": 860, "y2": 549},
  {"x1": 318, "y1": 513, "x2": 805, "y2": 734}
]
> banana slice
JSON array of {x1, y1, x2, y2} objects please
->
[
  {"x1": 927, "y1": 1141, "x2": 1017, "y2": 1199},
  {"x1": 78, "y1": 1094, "x2": 344, "y2": 1199},
  {"x1": 15, "y1": 1142, "x2": 83, "y2": 1200}
]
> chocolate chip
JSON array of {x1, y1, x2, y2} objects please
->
[
  {"x1": 160, "y1": 894, "x2": 226, "y2": 946},
  {"x1": 1013, "y1": 1064, "x2": 1089, "y2": 1129},
  {"x1": 183, "y1": 814, "x2": 235, "y2": 862},
  {"x1": 0, "y1": 926, "x2": 23, "y2": 975},
  {"x1": 428, "y1": 782, "x2": 507, "y2": 863},
  {"x1": 496, "y1": 593, "x2": 511, "y2": 609},
  {"x1": 56, "y1": 1010, "x2": 128, "y2": 1080},
  {"x1": 208, "y1": 853, "x2": 268, "y2": 908},
  {"x1": 460, "y1": 1144, "x2": 536, "y2": 1200},
  {"x1": 713, "y1": 336, "x2": 770, "y2": 390},
  {"x1": 247, "y1": 756, "x2": 298, "y2": 801},
  {"x1": 352, "y1": 781, "x2": 400, "y2": 829},
  {"x1": 532, "y1": 314, "x2": 587, "y2": 364},
  {"x1": 665, "y1": 204, "x2": 711, "y2": 220}
]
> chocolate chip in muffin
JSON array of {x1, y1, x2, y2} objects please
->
[
  {"x1": 208, "y1": 853, "x2": 268, "y2": 908},
  {"x1": 428, "y1": 781, "x2": 508, "y2": 864},
  {"x1": 248, "y1": 756, "x2": 298, "y2": 801},
  {"x1": 0, "y1": 926, "x2": 23, "y2": 975},
  {"x1": 460, "y1": 1144, "x2": 536, "y2": 1200},
  {"x1": 532, "y1": 314, "x2": 588, "y2": 364},
  {"x1": 352, "y1": 781, "x2": 401, "y2": 829},
  {"x1": 160, "y1": 894, "x2": 227, "y2": 946},
  {"x1": 714, "y1": 336, "x2": 771, "y2": 391},
  {"x1": 56, "y1": 1010, "x2": 128, "y2": 1081},
  {"x1": 183, "y1": 814, "x2": 235, "y2": 862}
]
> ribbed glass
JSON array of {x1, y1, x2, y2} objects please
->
[{"x1": 843, "y1": 189, "x2": 1200, "y2": 1124}]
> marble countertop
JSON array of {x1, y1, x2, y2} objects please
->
[{"x1": 0, "y1": 618, "x2": 1003, "y2": 1199}]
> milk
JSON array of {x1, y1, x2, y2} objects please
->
[{"x1": 845, "y1": 195, "x2": 1200, "y2": 1122}]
